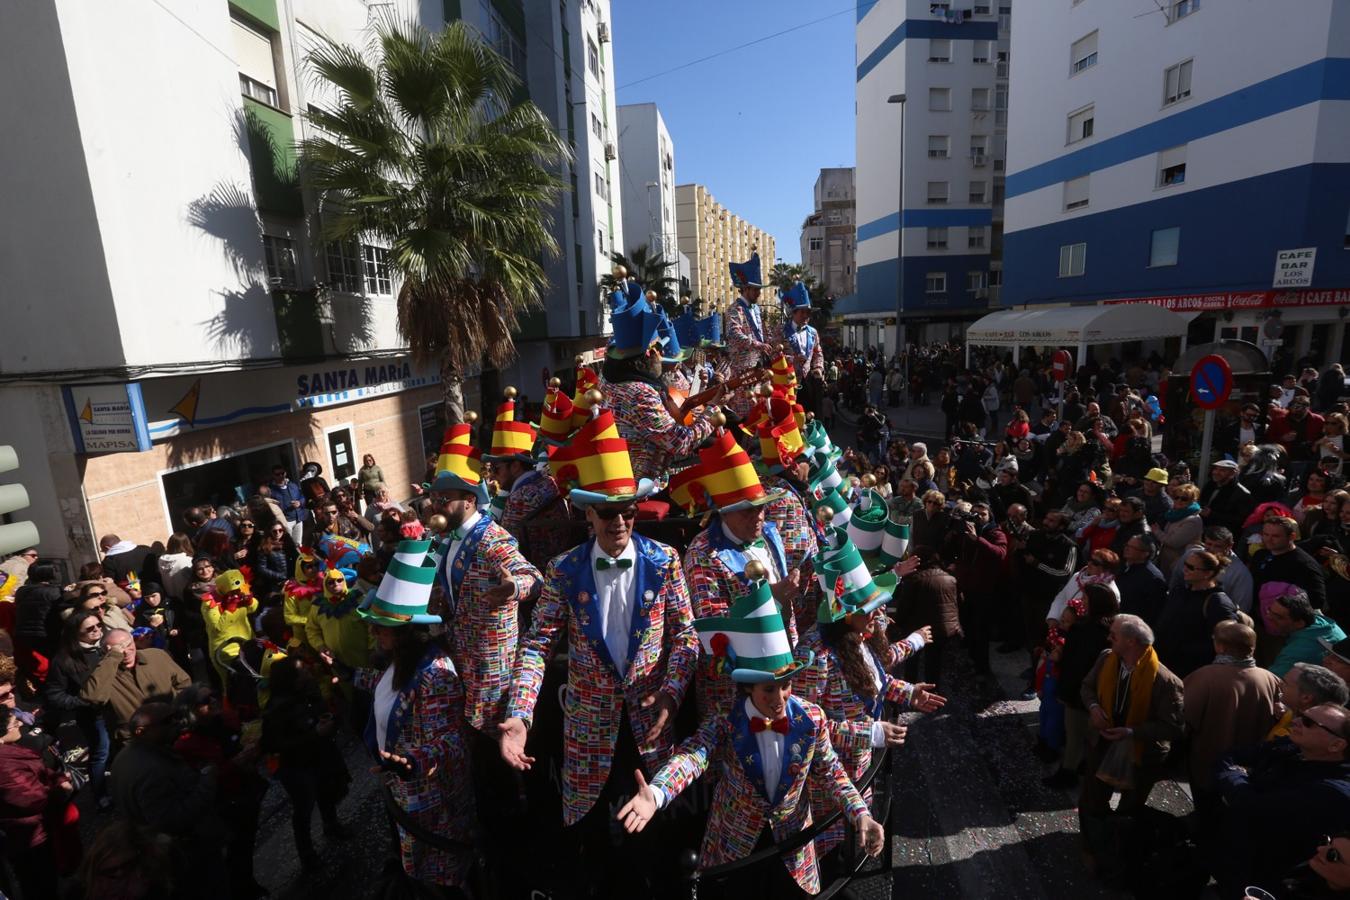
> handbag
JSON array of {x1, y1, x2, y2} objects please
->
[{"x1": 1095, "y1": 736, "x2": 1135, "y2": 791}]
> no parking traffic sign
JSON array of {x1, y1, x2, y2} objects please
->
[{"x1": 1189, "y1": 354, "x2": 1233, "y2": 410}]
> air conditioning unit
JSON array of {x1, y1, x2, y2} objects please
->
[
  {"x1": 597, "y1": 22, "x2": 610, "y2": 42},
  {"x1": 971, "y1": 154, "x2": 987, "y2": 167},
  {"x1": 604, "y1": 142, "x2": 616, "y2": 161}
]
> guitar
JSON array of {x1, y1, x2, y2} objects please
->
[{"x1": 665, "y1": 367, "x2": 769, "y2": 424}]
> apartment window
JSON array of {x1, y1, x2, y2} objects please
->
[
  {"x1": 968, "y1": 271, "x2": 989, "y2": 291},
  {"x1": 970, "y1": 135, "x2": 989, "y2": 160},
  {"x1": 1167, "y1": 0, "x2": 1198, "y2": 23},
  {"x1": 232, "y1": 17, "x2": 279, "y2": 107},
  {"x1": 326, "y1": 241, "x2": 364, "y2": 293},
  {"x1": 808, "y1": 237, "x2": 823, "y2": 251},
  {"x1": 927, "y1": 227, "x2": 949, "y2": 250},
  {"x1": 591, "y1": 113, "x2": 603, "y2": 138},
  {"x1": 971, "y1": 88, "x2": 991, "y2": 111},
  {"x1": 1164, "y1": 59, "x2": 1193, "y2": 105},
  {"x1": 974, "y1": 4, "x2": 991, "y2": 15},
  {"x1": 927, "y1": 135, "x2": 950, "y2": 158},
  {"x1": 968, "y1": 227, "x2": 987, "y2": 249},
  {"x1": 925, "y1": 272, "x2": 947, "y2": 294},
  {"x1": 1071, "y1": 31, "x2": 1098, "y2": 74},
  {"x1": 969, "y1": 180, "x2": 988, "y2": 203},
  {"x1": 1063, "y1": 175, "x2": 1090, "y2": 210},
  {"x1": 587, "y1": 37, "x2": 600, "y2": 75},
  {"x1": 1157, "y1": 145, "x2": 1187, "y2": 187},
  {"x1": 972, "y1": 40, "x2": 992, "y2": 63},
  {"x1": 927, "y1": 181, "x2": 949, "y2": 204},
  {"x1": 480, "y1": 1, "x2": 525, "y2": 74},
  {"x1": 263, "y1": 235, "x2": 298, "y2": 287},
  {"x1": 1059, "y1": 242, "x2": 1087, "y2": 277},
  {"x1": 929, "y1": 38, "x2": 951, "y2": 63},
  {"x1": 597, "y1": 228, "x2": 605, "y2": 254},
  {"x1": 594, "y1": 169, "x2": 608, "y2": 199},
  {"x1": 1067, "y1": 105, "x2": 1095, "y2": 144},
  {"x1": 929, "y1": 87, "x2": 951, "y2": 111},
  {"x1": 992, "y1": 181, "x2": 1006, "y2": 204},
  {"x1": 362, "y1": 244, "x2": 392, "y2": 294},
  {"x1": 1149, "y1": 227, "x2": 1180, "y2": 267}
]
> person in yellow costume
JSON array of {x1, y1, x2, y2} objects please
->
[
  {"x1": 202, "y1": 568, "x2": 259, "y2": 696},
  {"x1": 305, "y1": 566, "x2": 373, "y2": 671},
  {"x1": 282, "y1": 549, "x2": 324, "y2": 652}
]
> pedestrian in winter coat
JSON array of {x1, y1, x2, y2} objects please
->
[
  {"x1": 12, "y1": 562, "x2": 63, "y2": 684},
  {"x1": 1268, "y1": 588, "x2": 1348, "y2": 678},
  {"x1": 896, "y1": 549, "x2": 962, "y2": 687},
  {"x1": 81, "y1": 631, "x2": 192, "y2": 742},
  {"x1": 1153, "y1": 550, "x2": 1240, "y2": 679},
  {"x1": 0, "y1": 704, "x2": 78, "y2": 899},
  {"x1": 1156, "y1": 483, "x2": 1205, "y2": 577}
]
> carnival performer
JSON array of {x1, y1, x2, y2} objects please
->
[
  {"x1": 681, "y1": 428, "x2": 805, "y2": 718},
  {"x1": 794, "y1": 534, "x2": 945, "y2": 856},
  {"x1": 202, "y1": 568, "x2": 257, "y2": 694},
  {"x1": 782, "y1": 280, "x2": 825, "y2": 414},
  {"x1": 281, "y1": 548, "x2": 323, "y2": 652},
  {"x1": 500, "y1": 405, "x2": 700, "y2": 898},
  {"x1": 482, "y1": 387, "x2": 570, "y2": 571},
  {"x1": 725, "y1": 251, "x2": 776, "y2": 417},
  {"x1": 600, "y1": 278, "x2": 722, "y2": 483},
  {"x1": 616, "y1": 565, "x2": 886, "y2": 897},
  {"x1": 428, "y1": 418, "x2": 539, "y2": 855},
  {"x1": 354, "y1": 538, "x2": 476, "y2": 892},
  {"x1": 304, "y1": 565, "x2": 372, "y2": 671}
]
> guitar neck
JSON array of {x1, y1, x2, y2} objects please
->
[{"x1": 683, "y1": 369, "x2": 765, "y2": 407}]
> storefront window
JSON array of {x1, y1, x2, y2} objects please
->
[{"x1": 160, "y1": 442, "x2": 297, "y2": 534}]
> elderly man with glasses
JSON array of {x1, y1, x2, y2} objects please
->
[{"x1": 81, "y1": 628, "x2": 191, "y2": 743}]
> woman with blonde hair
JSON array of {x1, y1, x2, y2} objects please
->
[{"x1": 1157, "y1": 482, "x2": 1204, "y2": 575}]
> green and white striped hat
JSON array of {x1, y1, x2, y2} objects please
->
[
  {"x1": 358, "y1": 538, "x2": 442, "y2": 626},
  {"x1": 814, "y1": 526, "x2": 897, "y2": 623},
  {"x1": 877, "y1": 518, "x2": 912, "y2": 569},
  {"x1": 694, "y1": 564, "x2": 812, "y2": 684},
  {"x1": 487, "y1": 489, "x2": 509, "y2": 523},
  {"x1": 807, "y1": 457, "x2": 844, "y2": 501},
  {"x1": 813, "y1": 486, "x2": 852, "y2": 529},
  {"x1": 847, "y1": 489, "x2": 888, "y2": 553}
]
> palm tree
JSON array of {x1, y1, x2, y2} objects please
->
[
  {"x1": 299, "y1": 18, "x2": 569, "y2": 423},
  {"x1": 599, "y1": 244, "x2": 679, "y2": 316}
]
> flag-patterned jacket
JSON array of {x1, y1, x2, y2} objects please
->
[
  {"x1": 600, "y1": 378, "x2": 714, "y2": 483},
  {"x1": 507, "y1": 534, "x2": 699, "y2": 825},
  {"x1": 762, "y1": 474, "x2": 823, "y2": 630},
  {"x1": 725, "y1": 297, "x2": 771, "y2": 415},
  {"x1": 792, "y1": 624, "x2": 923, "y2": 854},
  {"x1": 499, "y1": 470, "x2": 573, "y2": 571},
  {"x1": 783, "y1": 321, "x2": 825, "y2": 380},
  {"x1": 649, "y1": 694, "x2": 869, "y2": 894},
  {"x1": 356, "y1": 651, "x2": 475, "y2": 887},
  {"x1": 437, "y1": 518, "x2": 540, "y2": 733},
  {"x1": 684, "y1": 520, "x2": 797, "y2": 719}
]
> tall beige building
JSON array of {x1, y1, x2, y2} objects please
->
[{"x1": 675, "y1": 183, "x2": 777, "y2": 311}]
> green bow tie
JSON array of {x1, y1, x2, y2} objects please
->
[
  {"x1": 450, "y1": 529, "x2": 466, "y2": 541},
  {"x1": 595, "y1": 557, "x2": 632, "y2": 571},
  {"x1": 741, "y1": 538, "x2": 766, "y2": 550}
]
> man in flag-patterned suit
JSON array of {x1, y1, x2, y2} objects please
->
[
  {"x1": 725, "y1": 252, "x2": 776, "y2": 416},
  {"x1": 482, "y1": 388, "x2": 571, "y2": 572},
  {"x1": 500, "y1": 407, "x2": 699, "y2": 899}
]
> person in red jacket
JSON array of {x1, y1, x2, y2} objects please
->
[
  {"x1": 0, "y1": 703, "x2": 78, "y2": 899},
  {"x1": 1269, "y1": 397, "x2": 1327, "y2": 464},
  {"x1": 946, "y1": 498, "x2": 1008, "y2": 677}
]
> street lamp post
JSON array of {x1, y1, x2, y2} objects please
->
[{"x1": 887, "y1": 92, "x2": 907, "y2": 425}]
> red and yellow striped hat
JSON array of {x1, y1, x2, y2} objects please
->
[
  {"x1": 770, "y1": 351, "x2": 798, "y2": 392},
  {"x1": 571, "y1": 364, "x2": 601, "y2": 428},
  {"x1": 483, "y1": 388, "x2": 536, "y2": 462},
  {"x1": 668, "y1": 462, "x2": 709, "y2": 516},
  {"x1": 548, "y1": 407, "x2": 654, "y2": 506},
  {"x1": 430, "y1": 419, "x2": 487, "y2": 504},
  {"x1": 695, "y1": 430, "x2": 785, "y2": 514},
  {"x1": 756, "y1": 397, "x2": 806, "y2": 474},
  {"x1": 537, "y1": 381, "x2": 576, "y2": 446}
]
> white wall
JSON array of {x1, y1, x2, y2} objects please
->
[{"x1": 617, "y1": 102, "x2": 678, "y2": 270}]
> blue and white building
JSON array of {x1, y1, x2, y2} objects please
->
[
  {"x1": 1003, "y1": 0, "x2": 1350, "y2": 367},
  {"x1": 842, "y1": 0, "x2": 1010, "y2": 351}
]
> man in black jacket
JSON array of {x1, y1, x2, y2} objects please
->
[
  {"x1": 1109, "y1": 497, "x2": 1152, "y2": 556},
  {"x1": 12, "y1": 562, "x2": 63, "y2": 685},
  {"x1": 98, "y1": 534, "x2": 153, "y2": 587},
  {"x1": 1200, "y1": 460, "x2": 1253, "y2": 536},
  {"x1": 1116, "y1": 533, "x2": 1169, "y2": 626}
]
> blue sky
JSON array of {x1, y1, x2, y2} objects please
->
[{"x1": 611, "y1": 0, "x2": 857, "y2": 264}]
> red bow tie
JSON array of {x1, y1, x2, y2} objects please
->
[{"x1": 749, "y1": 716, "x2": 790, "y2": 735}]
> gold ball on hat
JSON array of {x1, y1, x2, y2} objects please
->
[
  {"x1": 744, "y1": 560, "x2": 767, "y2": 581},
  {"x1": 646, "y1": 290, "x2": 658, "y2": 300},
  {"x1": 585, "y1": 388, "x2": 604, "y2": 405},
  {"x1": 862, "y1": 473, "x2": 877, "y2": 487},
  {"x1": 548, "y1": 377, "x2": 562, "y2": 388},
  {"x1": 758, "y1": 384, "x2": 774, "y2": 398},
  {"x1": 465, "y1": 411, "x2": 478, "y2": 424},
  {"x1": 816, "y1": 506, "x2": 833, "y2": 524},
  {"x1": 428, "y1": 514, "x2": 449, "y2": 533},
  {"x1": 503, "y1": 386, "x2": 518, "y2": 399},
  {"x1": 805, "y1": 411, "x2": 815, "y2": 421},
  {"x1": 575, "y1": 354, "x2": 586, "y2": 365},
  {"x1": 612, "y1": 264, "x2": 628, "y2": 279},
  {"x1": 710, "y1": 408, "x2": 727, "y2": 428}
]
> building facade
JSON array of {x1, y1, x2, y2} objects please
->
[
  {"x1": 800, "y1": 168, "x2": 858, "y2": 297},
  {"x1": 1003, "y1": 0, "x2": 1350, "y2": 368},
  {"x1": 616, "y1": 102, "x2": 680, "y2": 292},
  {"x1": 0, "y1": 0, "x2": 614, "y2": 568},
  {"x1": 675, "y1": 183, "x2": 777, "y2": 311},
  {"x1": 845, "y1": 0, "x2": 1010, "y2": 352}
]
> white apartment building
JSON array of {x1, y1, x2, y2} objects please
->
[
  {"x1": 800, "y1": 167, "x2": 857, "y2": 297},
  {"x1": 844, "y1": 0, "x2": 1011, "y2": 352},
  {"x1": 1003, "y1": 0, "x2": 1350, "y2": 367},
  {"x1": 616, "y1": 103, "x2": 680, "y2": 295},
  {"x1": 0, "y1": 0, "x2": 617, "y2": 568}
]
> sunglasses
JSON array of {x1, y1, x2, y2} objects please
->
[
  {"x1": 594, "y1": 506, "x2": 638, "y2": 521},
  {"x1": 1321, "y1": 838, "x2": 1347, "y2": 864},
  {"x1": 82, "y1": 623, "x2": 104, "y2": 632},
  {"x1": 85, "y1": 590, "x2": 108, "y2": 598},
  {"x1": 270, "y1": 527, "x2": 286, "y2": 533},
  {"x1": 240, "y1": 522, "x2": 256, "y2": 529},
  {"x1": 1299, "y1": 713, "x2": 1342, "y2": 738}
]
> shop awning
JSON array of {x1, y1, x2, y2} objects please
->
[{"x1": 965, "y1": 304, "x2": 1191, "y2": 348}]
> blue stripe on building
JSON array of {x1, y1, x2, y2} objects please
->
[
  {"x1": 1002, "y1": 162, "x2": 1350, "y2": 307},
  {"x1": 1006, "y1": 57, "x2": 1350, "y2": 198},
  {"x1": 841, "y1": 253, "x2": 993, "y2": 316},
  {"x1": 858, "y1": 208, "x2": 995, "y2": 241},
  {"x1": 857, "y1": 0, "x2": 880, "y2": 23},
  {"x1": 857, "y1": 19, "x2": 1000, "y2": 82}
]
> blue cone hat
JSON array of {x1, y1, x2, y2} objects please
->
[
  {"x1": 673, "y1": 308, "x2": 700, "y2": 349},
  {"x1": 782, "y1": 280, "x2": 811, "y2": 311},
  {"x1": 696, "y1": 311, "x2": 724, "y2": 347},
  {"x1": 729, "y1": 252, "x2": 764, "y2": 289},
  {"x1": 607, "y1": 293, "x2": 664, "y2": 359},
  {"x1": 608, "y1": 279, "x2": 645, "y2": 315},
  {"x1": 657, "y1": 311, "x2": 691, "y2": 364}
]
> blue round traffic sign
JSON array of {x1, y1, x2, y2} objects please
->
[{"x1": 1190, "y1": 354, "x2": 1233, "y2": 410}]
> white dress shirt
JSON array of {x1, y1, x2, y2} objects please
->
[
  {"x1": 443, "y1": 510, "x2": 482, "y2": 606},
  {"x1": 721, "y1": 522, "x2": 780, "y2": 583},
  {"x1": 746, "y1": 697, "x2": 786, "y2": 802},
  {"x1": 591, "y1": 539, "x2": 638, "y2": 675},
  {"x1": 373, "y1": 666, "x2": 397, "y2": 752}
]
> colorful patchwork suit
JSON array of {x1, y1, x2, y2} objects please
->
[
  {"x1": 507, "y1": 534, "x2": 699, "y2": 825},
  {"x1": 356, "y1": 650, "x2": 475, "y2": 888},
  {"x1": 649, "y1": 693, "x2": 870, "y2": 894},
  {"x1": 784, "y1": 321, "x2": 825, "y2": 381},
  {"x1": 437, "y1": 516, "x2": 540, "y2": 733},
  {"x1": 499, "y1": 470, "x2": 573, "y2": 572},
  {"x1": 793, "y1": 625, "x2": 924, "y2": 854},
  {"x1": 684, "y1": 520, "x2": 798, "y2": 719},
  {"x1": 725, "y1": 297, "x2": 771, "y2": 415},
  {"x1": 601, "y1": 378, "x2": 714, "y2": 483}
]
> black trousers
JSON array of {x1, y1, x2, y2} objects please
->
[{"x1": 710, "y1": 825, "x2": 809, "y2": 900}]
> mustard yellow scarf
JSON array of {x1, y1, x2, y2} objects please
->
[{"x1": 1096, "y1": 645, "x2": 1160, "y2": 760}]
